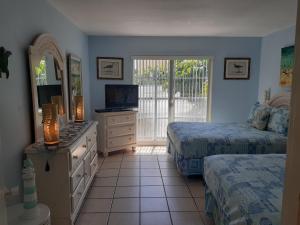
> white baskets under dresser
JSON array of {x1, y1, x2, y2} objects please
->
[{"x1": 25, "y1": 121, "x2": 98, "y2": 225}]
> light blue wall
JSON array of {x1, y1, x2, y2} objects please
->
[
  {"x1": 258, "y1": 26, "x2": 296, "y2": 102},
  {"x1": 88, "y1": 36, "x2": 261, "y2": 123},
  {"x1": 0, "y1": 0, "x2": 90, "y2": 188}
]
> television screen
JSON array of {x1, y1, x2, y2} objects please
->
[
  {"x1": 105, "y1": 84, "x2": 138, "y2": 109},
  {"x1": 37, "y1": 85, "x2": 62, "y2": 108}
]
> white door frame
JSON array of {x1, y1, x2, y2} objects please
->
[{"x1": 132, "y1": 56, "x2": 213, "y2": 145}]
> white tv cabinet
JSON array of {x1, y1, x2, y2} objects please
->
[{"x1": 95, "y1": 110, "x2": 137, "y2": 156}]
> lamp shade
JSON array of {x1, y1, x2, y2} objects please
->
[
  {"x1": 42, "y1": 103, "x2": 59, "y2": 145},
  {"x1": 74, "y1": 96, "x2": 84, "y2": 122},
  {"x1": 51, "y1": 95, "x2": 64, "y2": 116}
]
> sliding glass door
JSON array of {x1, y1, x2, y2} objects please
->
[{"x1": 133, "y1": 57, "x2": 211, "y2": 145}]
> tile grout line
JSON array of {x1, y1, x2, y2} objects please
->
[
  {"x1": 86, "y1": 196, "x2": 206, "y2": 200},
  {"x1": 158, "y1": 150, "x2": 174, "y2": 225},
  {"x1": 105, "y1": 152, "x2": 124, "y2": 225},
  {"x1": 139, "y1": 150, "x2": 142, "y2": 225},
  {"x1": 185, "y1": 177, "x2": 207, "y2": 225}
]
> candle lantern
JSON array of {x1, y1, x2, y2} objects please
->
[
  {"x1": 74, "y1": 96, "x2": 84, "y2": 122},
  {"x1": 42, "y1": 103, "x2": 59, "y2": 145}
]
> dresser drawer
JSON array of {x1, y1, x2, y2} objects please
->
[
  {"x1": 87, "y1": 127, "x2": 97, "y2": 150},
  {"x1": 90, "y1": 154, "x2": 98, "y2": 176},
  {"x1": 84, "y1": 152, "x2": 91, "y2": 186},
  {"x1": 107, "y1": 125, "x2": 135, "y2": 138},
  {"x1": 71, "y1": 162, "x2": 84, "y2": 192},
  {"x1": 90, "y1": 143, "x2": 97, "y2": 160},
  {"x1": 72, "y1": 178, "x2": 85, "y2": 212},
  {"x1": 107, "y1": 135, "x2": 135, "y2": 148},
  {"x1": 107, "y1": 114, "x2": 135, "y2": 126},
  {"x1": 70, "y1": 139, "x2": 87, "y2": 171}
]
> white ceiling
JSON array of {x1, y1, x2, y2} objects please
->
[{"x1": 48, "y1": 0, "x2": 297, "y2": 37}]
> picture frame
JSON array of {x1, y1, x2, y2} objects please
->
[
  {"x1": 67, "y1": 54, "x2": 83, "y2": 119},
  {"x1": 97, "y1": 57, "x2": 123, "y2": 80},
  {"x1": 224, "y1": 58, "x2": 251, "y2": 80}
]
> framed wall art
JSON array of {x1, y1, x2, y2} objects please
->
[
  {"x1": 97, "y1": 57, "x2": 123, "y2": 80},
  {"x1": 224, "y1": 58, "x2": 251, "y2": 80}
]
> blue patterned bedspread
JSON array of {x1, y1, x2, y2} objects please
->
[
  {"x1": 167, "y1": 122, "x2": 287, "y2": 175},
  {"x1": 204, "y1": 154, "x2": 286, "y2": 225}
]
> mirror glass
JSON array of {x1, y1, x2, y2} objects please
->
[
  {"x1": 68, "y1": 54, "x2": 83, "y2": 120},
  {"x1": 34, "y1": 53, "x2": 65, "y2": 127}
]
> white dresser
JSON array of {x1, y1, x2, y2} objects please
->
[
  {"x1": 95, "y1": 110, "x2": 137, "y2": 156},
  {"x1": 25, "y1": 121, "x2": 98, "y2": 225}
]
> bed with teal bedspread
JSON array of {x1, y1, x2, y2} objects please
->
[
  {"x1": 204, "y1": 154, "x2": 286, "y2": 225},
  {"x1": 167, "y1": 122, "x2": 287, "y2": 175}
]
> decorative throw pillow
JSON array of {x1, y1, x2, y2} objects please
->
[
  {"x1": 247, "y1": 102, "x2": 261, "y2": 124},
  {"x1": 267, "y1": 107, "x2": 289, "y2": 136},
  {"x1": 250, "y1": 105, "x2": 271, "y2": 130}
]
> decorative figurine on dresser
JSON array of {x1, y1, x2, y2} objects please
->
[{"x1": 25, "y1": 33, "x2": 98, "y2": 225}]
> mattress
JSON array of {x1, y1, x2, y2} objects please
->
[{"x1": 204, "y1": 154, "x2": 286, "y2": 225}]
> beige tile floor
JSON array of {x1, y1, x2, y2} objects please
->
[{"x1": 76, "y1": 146, "x2": 214, "y2": 225}]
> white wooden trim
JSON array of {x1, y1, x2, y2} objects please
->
[
  {"x1": 282, "y1": 1, "x2": 300, "y2": 223},
  {"x1": 207, "y1": 58, "x2": 213, "y2": 122}
]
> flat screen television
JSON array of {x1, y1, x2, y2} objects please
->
[{"x1": 105, "y1": 84, "x2": 138, "y2": 110}]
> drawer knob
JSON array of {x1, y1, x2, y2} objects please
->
[
  {"x1": 82, "y1": 145, "x2": 87, "y2": 148},
  {"x1": 73, "y1": 155, "x2": 78, "y2": 159}
]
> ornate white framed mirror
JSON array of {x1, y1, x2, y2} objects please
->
[{"x1": 28, "y1": 33, "x2": 69, "y2": 142}]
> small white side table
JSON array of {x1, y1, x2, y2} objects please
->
[{"x1": 7, "y1": 204, "x2": 50, "y2": 225}]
